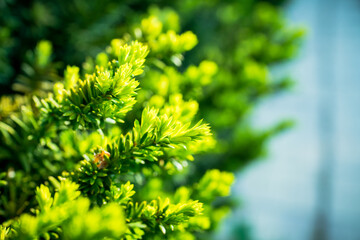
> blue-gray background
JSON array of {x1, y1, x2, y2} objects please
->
[{"x1": 220, "y1": 0, "x2": 360, "y2": 239}]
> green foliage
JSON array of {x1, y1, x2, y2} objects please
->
[
  {"x1": 35, "y1": 42, "x2": 148, "y2": 129},
  {"x1": 6, "y1": 179, "x2": 126, "y2": 240},
  {"x1": 195, "y1": 170, "x2": 235, "y2": 202},
  {"x1": 105, "y1": 182, "x2": 135, "y2": 205},
  {"x1": 0, "y1": 0, "x2": 303, "y2": 239},
  {"x1": 13, "y1": 40, "x2": 61, "y2": 95},
  {"x1": 0, "y1": 26, "x2": 216, "y2": 238}
]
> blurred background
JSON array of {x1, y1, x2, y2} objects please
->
[
  {"x1": 1, "y1": 0, "x2": 360, "y2": 239},
  {"x1": 220, "y1": 0, "x2": 360, "y2": 239}
]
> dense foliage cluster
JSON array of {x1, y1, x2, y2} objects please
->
[{"x1": 0, "y1": 0, "x2": 303, "y2": 239}]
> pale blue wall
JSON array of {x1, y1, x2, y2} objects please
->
[{"x1": 219, "y1": 0, "x2": 360, "y2": 239}]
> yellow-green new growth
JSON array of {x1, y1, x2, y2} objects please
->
[
  {"x1": 8, "y1": 179, "x2": 126, "y2": 240},
  {"x1": 37, "y1": 42, "x2": 148, "y2": 129}
]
